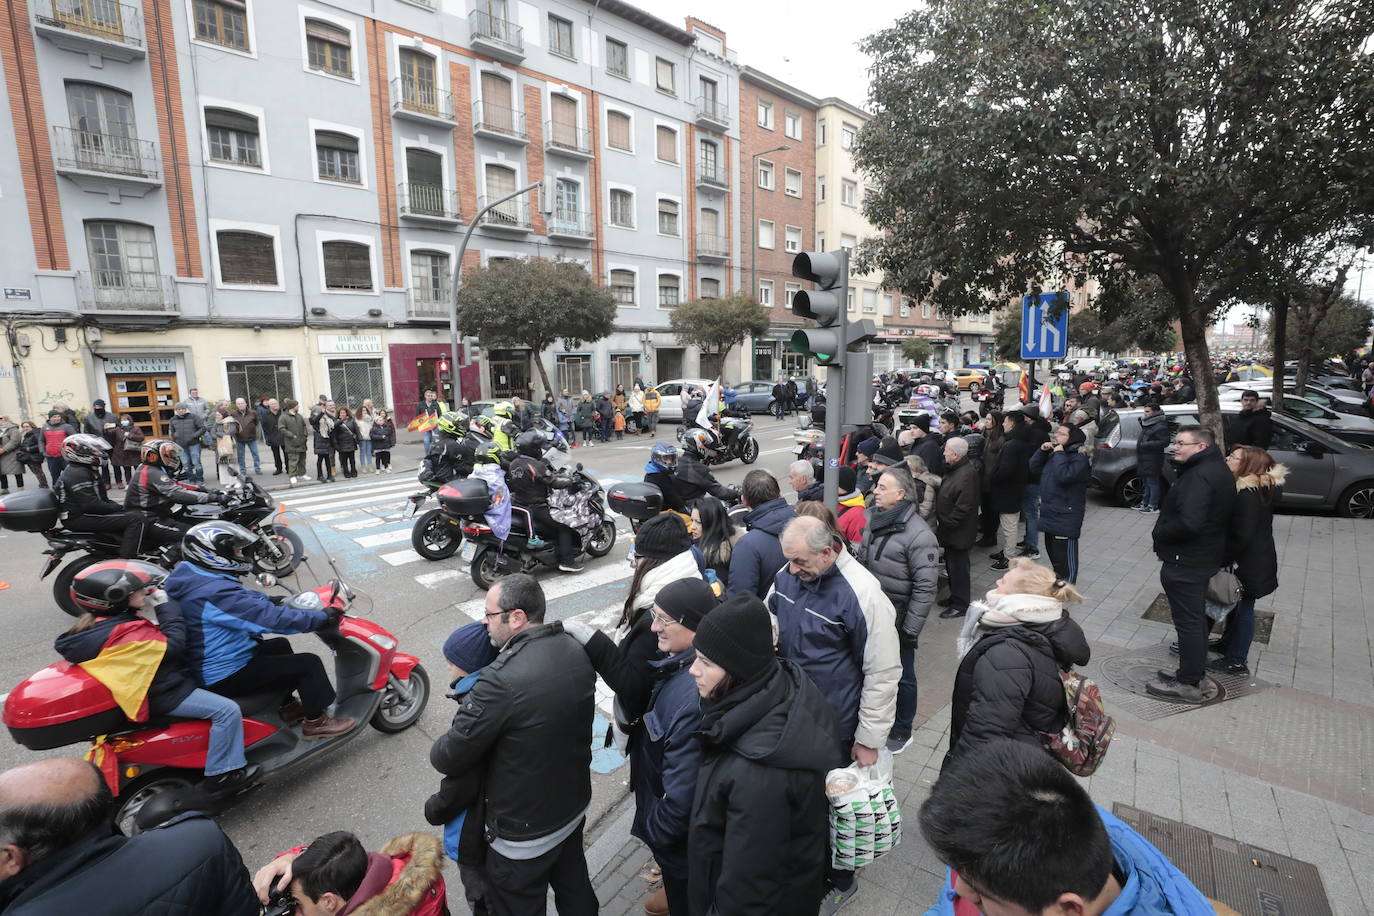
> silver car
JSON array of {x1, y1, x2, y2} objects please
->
[{"x1": 1089, "y1": 405, "x2": 1374, "y2": 518}]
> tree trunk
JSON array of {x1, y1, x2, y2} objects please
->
[
  {"x1": 1269, "y1": 292, "x2": 1288, "y2": 415},
  {"x1": 1175, "y1": 289, "x2": 1223, "y2": 444},
  {"x1": 530, "y1": 345, "x2": 555, "y2": 401}
]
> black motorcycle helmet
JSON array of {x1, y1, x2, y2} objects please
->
[
  {"x1": 515, "y1": 429, "x2": 551, "y2": 459},
  {"x1": 71, "y1": 560, "x2": 167, "y2": 615},
  {"x1": 181, "y1": 521, "x2": 261, "y2": 575}
]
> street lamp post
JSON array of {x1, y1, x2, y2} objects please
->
[{"x1": 749, "y1": 144, "x2": 789, "y2": 380}]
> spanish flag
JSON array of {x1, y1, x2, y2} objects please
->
[
  {"x1": 408, "y1": 413, "x2": 439, "y2": 433},
  {"x1": 1018, "y1": 371, "x2": 1030, "y2": 404},
  {"x1": 77, "y1": 620, "x2": 168, "y2": 722}
]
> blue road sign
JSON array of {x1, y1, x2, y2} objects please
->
[{"x1": 1021, "y1": 293, "x2": 1069, "y2": 360}]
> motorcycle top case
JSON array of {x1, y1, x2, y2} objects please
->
[
  {"x1": 0, "y1": 488, "x2": 61, "y2": 532},
  {"x1": 606, "y1": 482, "x2": 664, "y2": 521},
  {"x1": 4, "y1": 662, "x2": 128, "y2": 750},
  {"x1": 436, "y1": 477, "x2": 492, "y2": 515}
]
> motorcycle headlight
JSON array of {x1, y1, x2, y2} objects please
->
[{"x1": 367, "y1": 633, "x2": 396, "y2": 651}]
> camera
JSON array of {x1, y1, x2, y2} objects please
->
[{"x1": 262, "y1": 889, "x2": 297, "y2": 916}]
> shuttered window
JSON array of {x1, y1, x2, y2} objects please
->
[
  {"x1": 315, "y1": 131, "x2": 359, "y2": 183},
  {"x1": 657, "y1": 199, "x2": 679, "y2": 236},
  {"x1": 607, "y1": 110, "x2": 631, "y2": 151},
  {"x1": 217, "y1": 231, "x2": 277, "y2": 285},
  {"x1": 305, "y1": 19, "x2": 351, "y2": 77},
  {"x1": 655, "y1": 58, "x2": 674, "y2": 94},
  {"x1": 205, "y1": 108, "x2": 260, "y2": 168},
  {"x1": 610, "y1": 269, "x2": 635, "y2": 304},
  {"x1": 655, "y1": 125, "x2": 677, "y2": 162},
  {"x1": 321, "y1": 240, "x2": 372, "y2": 290}
]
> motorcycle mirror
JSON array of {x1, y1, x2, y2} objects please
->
[{"x1": 256, "y1": 573, "x2": 278, "y2": 589}]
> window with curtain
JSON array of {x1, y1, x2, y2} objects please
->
[
  {"x1": 841, "y1": 179, "x2": 858, "y2": 205},
  {"x1": 785, "y1": 225, "x2": 802, "y2": 253},
  {"x1": 217, "y1": 231, "x2": 276, "y2": 285},
  {"x1": 657, "y1": 199, "x2": 679, "y2": 236},
  {"x1": 785, "y1": 168, "x2": 802, "y2": 197},
  {"x1": 605, "y1": 38, "x2": 628, "y2": 77},
  {"x1": 480, "y1": 71, "x2": 515, "y2": 131},
  {"x1": 205, "y1": 107, "x2": 261, "y2": 167},
  {"x1": 700, "y1": 278, "x2": 720, "y2": 299},
  {"x1": 655, "y1": 58, "x2": 674, "y2": 93},
  {"x1": 550, "y1": 94, "x2": 578, "y2": 148},
  {"x1": 193, "y1": 0, "x2": 248, "y2": 51},
  {"x1": 699, "y1": 208, "x2": 720, "y2": 237},
  {"x1": 548, "y1": 15, "x2": 574, "y2": 58},
  {"x1": 758, "y1": 220, "x2": 775, "y2": 249},
  {"x1": 484, "y1": 164, "x2": 518, "y2": 222},
  {"x1": 785, "y1": 282, "x2": 801, "y2": 309},
  {"x1": 610, "y1": 269, "x2": 636, "y2": 304},
  {"x1": 609, "y1": 189, "x2": 634, "y2": 228},
  {"x1": 863, "y1": 288, "x2": 878, "y2": 313},
  {"x1": 305, "y1": 19, "x2": 351, "y2": 78},
  {"x1": 784, "y1": 111, "x2": 801, "y2": 140},
  {"x1": 315, "y1": 131, "x2": 359, "y2": 183},
  {"x1": 321, "y1": 240, "x2": 372, "y2": 290},
  {"x1": 67, "y1": 82, "x2": 136, "y2": 138},
  {"x1": 657, "y1": 275, "x2": 680, "y2": 307},
  {"x1": 655, "y1": 125, "x2": 677, "y2": 162},
  {"x1": 606, "y1": 110, "x2": 631, "y2": 151}
]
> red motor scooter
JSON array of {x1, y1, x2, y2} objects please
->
[{"x1": 2, "y1": 513, "x2": 430, "y2": 833}]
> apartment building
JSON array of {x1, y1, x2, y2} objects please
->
[{"x1": 0, "y1": 0, "x2": 741, "y2": 430}]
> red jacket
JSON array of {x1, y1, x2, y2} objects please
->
[
  {"x1": 42, "y1": 423, "x2": 76, "y2": 457},
  {"x1": 838, "y1": 499, "x2": 867, "y2": 544}
]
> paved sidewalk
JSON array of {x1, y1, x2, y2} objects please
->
[{"x1": 586, "y1": 496, "x2": 1374, "y2": 916}]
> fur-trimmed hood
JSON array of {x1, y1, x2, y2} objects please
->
[
  {"x1": 1236, "y1": 463, "x2": 1288, "y2": 492},
  {"x1": 346, "y1": 833, "x2": 445, "y2": 916}
]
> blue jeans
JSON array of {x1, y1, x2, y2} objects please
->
[
  {"x1": 423, "y1": 430, "x2": 435, "y2": 455},
  {"x1": 184, "y1": 442, "x2": 204, "y2": 481},
  {"x1": 890, "y1": 644, "x2": 918, "y2": 742},
  {"x1": 1140, "y1": 474, "x2": 1162, "y2": 509},
  {"x1": 235, "y1": 439, "x2": 261, "y2": 473},
  {"x1": 358, "y1": 438, "x2": 373, "y2": 466},
  {"x1": 1021, "y1": 483, "x2": 1041, "y2": 551},
  {"x1": 168, "y1": 688, "x2": 245, "y2": 776},
  {"x1": 1218, "y1": 596, "x2": 1256, "y2": 664},
  {"x1": 46, "y1": 456, "x2": 66, "y2": 480}
]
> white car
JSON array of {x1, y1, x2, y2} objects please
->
[
  {"x1": 1219, "y1": 379, "x2": 1366, "y2": 410},
  {"x1": 651, "y1": 378, "x2": 713, "y2": 422},
  {"x1": 1217, "y1": 389, "x2": 1374, "y2": 438}
]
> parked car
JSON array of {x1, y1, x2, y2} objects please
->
[
  {"x1": 731, "y1": 380, "x2": 781, "y2": 414},
  {"x1": 1089, "y1": 405, "x2": 1374, "y2": 518},
  {"x1": 1219, "y1": 379, "x2": 1367, "y2": 412},
  {"x1": 1214, "y1": 390, "x2": 1374, "y2": 445},
  {"x1": 944, "y1": 367, "x2": 991, "y2": 391},
  {"x1": 652, "y1": 378, "x2": 714, "y2": 422}
]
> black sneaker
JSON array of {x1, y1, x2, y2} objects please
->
[
  {"x1": 1145, "y1": 677, "x2": 1205, "y2": 704},
  {"x1": 990, "y1": 558, "x2": 1010, "y2": 571},
  {"x1": 1207, "y1": 658, "x2": 1250, "y2": 677},
  {"x1": 939, "y1": 605, "x2": 967, "y2": 619},
  {"x1": 988, "y1": 550, "x2": 1006, "y2": 561},
  {"x1": 559, "y1": 561, "x2": 586, "y2": 573},
  {"x1": 205, "y1": 764, "x2": 260, "y2": 799},
  {"x1": 1014, "y1": 547, "x2": 1041, "y2": 560}
]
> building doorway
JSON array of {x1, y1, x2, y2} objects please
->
[
  {"x1": 415, "y1": 357, "x2": 454, "y2": 410},
  {"x1": 753, "y1": 343, "x2": 775, "y2": 381},
  {"x1": 488, "y1": 349, "x2": 531, "y2": 399},
  {"x1": 655, "y1": 347, "x2": 683, "y2": 382},
  {"x1": 106, "y1": 372, "x2": 179, "y2": 438}
]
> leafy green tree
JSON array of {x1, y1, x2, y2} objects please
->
[
  {"x1": 457, "y1": 258, "x2": 617, "y2": 396},
  {"x1": 668, "y1": 295, "x2": 771, "y2": 378},
  {"x1": 993, "y1": 314, "x2": 1021, "y2": 362},
  {"x1": 856, "y1": 0, "x2": 1374, "y2": 438},
  {"x1": 900, "y1": 337, "x2": 934, "y2": 366}
]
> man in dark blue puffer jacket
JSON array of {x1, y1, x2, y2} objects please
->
[{"x1": 727, "y1": 470, "x2": 796, "y2": 599}]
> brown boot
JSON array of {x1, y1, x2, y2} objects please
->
[
  {"x1": 643, "y1": 887, "x2": 668, "y2": 916},
  {"x1": 279, "y1": 701, "x2": 305, "y2": 725},
  {"x1": 301, "y1": 714, "x2": 357, "y2": 738}
]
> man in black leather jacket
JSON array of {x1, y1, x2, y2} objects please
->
[
  {"x1": 429, "y1": 575, "x2": 597, "y2": 916},
  {"x1": 54, "y1": 435, "x2": 145, "y2": 558},
  {"x1": 674, "y1": 428, "x2": 738, "y2": 507},
  {"x1": 506, "y1": 431, "x2": 581, "y2": 573},
  {"x1": 124, "y1": 440, "x2": 220, "y2": 546}
]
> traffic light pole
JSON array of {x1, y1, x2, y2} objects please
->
[{"x1": 821, "y1": 249, "x2": 849, "y2": 507}]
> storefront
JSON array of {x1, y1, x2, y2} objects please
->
[
  {"x1": 317, "y1": 334, "x2": 389, "y2": 411},
  {"x1": 883, "y1": 328, "x2": 954, "y2": 373},
  {"x1": 98, "y1": 354, "x2": 185, "y2": 438},
  {"x1": 752, "y1": 327, "x2": 808, "y2": 383},
  {"x1": 385, "y1": 339, "x2": 481, "y2": 415}
]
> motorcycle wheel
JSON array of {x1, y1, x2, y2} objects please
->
[
  {"x1": 53, "y1": 554, "x2": 105, "y2": 618},
  {"x1": 740, "y1": 436, "x2": 760, "y2": 464},
  {"x1": 115, "y1": 771, "x2": 196, "y2": 837},
  {"x1": 251, "y1": 525, "x2": 305, "y2": 578},
  {"x1": 370, "y1": 664, "x2": 431, "y2": 733},
  {"x1": 470, "y1": 545, "x2": 510, "y2": 591},
  {"x1": 410, "y1": 509, "x2": 461, "y2": 560},
  {"x1": 583, "y1": 520, "x2": 617, "y2": 558}
]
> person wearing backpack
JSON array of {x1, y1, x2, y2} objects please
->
[{"x1": 943, "y1": 557, "x2": 1090, "y2": 771}]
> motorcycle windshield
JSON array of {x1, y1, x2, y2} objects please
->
[{"x1": 265, "y1": 510, "x2": 374, "y2": 618}]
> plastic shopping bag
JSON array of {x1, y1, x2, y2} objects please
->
[{"x1": 825, "y1": 748, "x2": 902, "y2": 870}]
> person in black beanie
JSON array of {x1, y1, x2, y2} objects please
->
[{"x1": 688, "y1": 594, "x2": 840, "y2": 916}]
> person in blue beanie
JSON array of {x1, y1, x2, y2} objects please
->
[{"x1": 918, "y1": 739, "x2": 1215, "y2": 916}]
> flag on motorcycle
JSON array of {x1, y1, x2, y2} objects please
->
[
  {"x1": 697, "y1": 378, "x2": 722, "y2": 430},
  {"x1": 74, "y1": 619, "x2": 168, "y2": 722},
  {"x1": 408, "y1": 413, "x2": 439, "y2": 433},
  {"x1": 472, "y1": 464, "x2": 512, "y2": 541}
]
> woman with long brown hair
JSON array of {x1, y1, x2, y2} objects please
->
[{"x1": 1216, "y1": 445, "x2": 1285, "y2": 676}]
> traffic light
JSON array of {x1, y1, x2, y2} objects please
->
[{"x1": 790, "y1": 250, "x2": 850, "y2": 366}]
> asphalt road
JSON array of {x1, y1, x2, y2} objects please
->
[{"x1": 0, "y1": 413, "x2": 813, "y2": 873}]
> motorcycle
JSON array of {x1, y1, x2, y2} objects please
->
[
  {"x1": 3, "y1": 513, "x2": 429, "y2": 834},
  {"x1": 676, "y1": 413, "x2": 760, "y2": 465},
  {"x1": 0, "y1": 468, "x2": 305, "y2": 617}
]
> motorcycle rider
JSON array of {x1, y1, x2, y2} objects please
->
[
  {"x1": 419, "y1": 411, "x2": 477, "y2": 486},
  {"x1": 124, "y1": 439, "x2": 223, "y2": 547},
  {"x1": 165, "y1": 521, "x2": 357, "y2": 738},
  {"x1": 490, "y1": 402, "x2": 519, "y2": 454},
  {"x1": 506, "y1": 429, "x2": 583, "y2": 573},
  {"x1": 643, "y1": 441, "x2": 690, "y2": 514},
  {"x1": 54, "y1": 434, "x2": 146, "y2": 558},
  {"x1": 675, "y1": 428, "x2": 739, "y2": 507}
]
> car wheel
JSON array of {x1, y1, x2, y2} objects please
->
[
  {"x1": 1114, "y1": 473, "x2": 1143, "y2": 508},
  {"x1": 1337, "y1": 480, "x2": 1374, "y2": 519}
]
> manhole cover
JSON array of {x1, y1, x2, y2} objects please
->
[
  {"x1": 1141, "y1": 592, "x2": 1273, "y2": 645},
  {"x1": 1092, "y1": 642, "x2": 1270, "y2": 721},
  {"x1": 1113, "y1": 804, "x2": 1332, "y2": 916}
]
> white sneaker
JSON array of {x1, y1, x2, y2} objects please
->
[
  {"x1": 301, "y1": 475, "x2": 311, "y2": 481},
  {"x1": 289, "y1": 476, "x2": 297, "y2": 485}
]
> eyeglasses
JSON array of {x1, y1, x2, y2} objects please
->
[
  {"x1": 483, "y1": 610, "x2": 509, "y2": 621},
  {"x1": 650, "y1": 609, "x2": 680, "y2": 628},
  {"x1": 1171, "y1": 439, "x2": 1200, "y2": 448}
]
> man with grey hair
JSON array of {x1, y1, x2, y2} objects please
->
[
  {"x1": 936, "y1": 436, "x2": 980, "y2": 619},
  {"x1": 788, "y1": 459, "x2": 823, "y2": 503},
  {"x1": 769, "y1": 514, "x2": 900, "y2": 914}
]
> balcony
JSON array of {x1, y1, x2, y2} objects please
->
[
  {"x1": 477, "y1": 196, "x2": 532, "y2": 233},
  {"x1": 468, "y1": 9, "x2": 523, "y2": 61},
  {"x1": 697, "y1": 233, "x2": 730, "y2": 261},
  {"x1": 473, "y1": 102, "x2": 528, "y2": 143},
  {"x1": 53, "y1": 127, "x2": 161, "y2": 194},
  {"x1": 544, "y1": 121, "x2": 592, "y2": 159},
  {"x1": 77, "y1": 271, "x2": 178, "y2": 314},
  {"x1": 695, "y1": 158, "x2": 729, "y2": 191},
  {"x1": 32, "y1": 0, "x2": 145, "y2": 61},
  {"x1": 397, "y1": 182, "x2": 461, "y2": 223},
  {"x1": 546, "y1": 209, "x2": 594, "y2": 242},
  {"x1": 695, "y1": 96, "x2": 730, "y2": 131},
  {"x1": 407, "y1": 287, "x2": 451, "y2": 321},
  {"x1": 391, "y1": 77, "x2": 457, "y2": 127}
]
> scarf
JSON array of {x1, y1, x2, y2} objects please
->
[
  {"x1": 866, "y1": 502, "x2": 909, "y2": 534},
  {"x1": 956, "y1": 592, "x2": 1064, "y2": 658}
]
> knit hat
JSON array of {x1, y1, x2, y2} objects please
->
[
  {"x1": 837, "y1": 465, "x2": 858, "y2": 496},
  {"x1": 92, "y1": 399, "x2": 105, "y2": 408},
  {"x1": 692, "y1": 593, "x2": 778, "y2": 682},
  {"x1": 910, "y1": 413, "x2": 932, "y2": 433},
  {"x1": 634, "y1": 512, "x2": 692, "y2": 561},
  {"x1": 654, "y1": 577, "x2": 717, "y2": 631},
  {"x1": 443, "y1": 621, "x2": 499, "y2": 674},
  {"x1": 47, "y1": 409, "x2": 62, "y2": 419},
  {"x1": 856, "y1": 437, "x2": 880, "y2": 458},
  {"x1": 869, "y1": 436, "x2": 904, "y2": 469},
  {"x1": 1065, "y1": 424, "x2": 1087, "y2": 450}
]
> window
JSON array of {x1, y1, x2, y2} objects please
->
[
  {"x1": 410, "y1": 250, "x2": 450, "y2": 306},
  {"x1": 557, "y1": 355, "x2": 592, "y2": 393},
  {"x1": 757, "y1": 159, "x2": 774, "y2": 190},
  {"x1": 700, "y1": 277, "x2": 720, "y2": 299},
  {"x1": 785, "y1": 281, "x2": 801, "y2": 309},
  {"x1": 657, "y1": 199, "x2": 679, "y2": 236},
  {"x1": 784, "y1": 111, "x2": 801, "y2": 140},
  {"x1": 841, "y1": 122, "x2": 857, "y2": 149},
  {"x1": 657, "y1": 274, "x2": 680, "y2": 307},
  {"x1": 847, "y1": 287, "x2": 855, "y2": 312},
  {"x1": 784, "y1": 168, "x2": 802, "y2": 197},
  {"x1": 862, "y1": 288, "x2": 877, "y2": 313},
  {"x1": 840, "y1": 233, "x2": 857, "y2": 251},
  {"x1": 86, "y1": 220, "x2": 158, "y2": 292},
  {"x1": 901, "y1": 298, "x2": 912, "y2": 318},
  {"x1": 225, "y1": 360, "x2": 294, "y2": 407},
  {"x1": 699, "y1": 77, "x2": 718, "y2": 112},
  {"x1": 841, "y1": 179, "x2": 858, "y2": 206},
  {"x1": 757, "y1": 220, "x2": 775, "y2": 249},
  {"x1": 921, "y1": 302, "x2": 932, "y2": 319},
  {"x1": 605, "y1": 38, "x2": 628, "y2": 77},
  {"x1": 606, "y1": 110, "x2": 631, "y2": 151},
  {"x1": 655, "y1": 125, "x2": 677, "y2": 163},
  {"x1": 609, "y1": 189, "x2": 634, "y2": 228},
  {"x1": 205, "y1": 107, "x2": 261, "y2": 168},
  {"x1": 883, "y1": 294, "x2": 894, "y2": 316},
  {"x1": 817, "y1": 231, "x2": 826, "y2": 251},
  {"x1": 549, "y1": 94, "x2": 579, "y2": 149},
  {"x1": 65, "y1": 83, "x2": 139, "y2": 172},
  {"x1": 817, "y1": 118, "x2": 826, "y2": 145},
  {"x1": 699, "y1": 139, "x2": 719, "y2": 177},
  {"x1": 479, "y1": 72, "x2": 516, "y2": 132},
  {"x1": 655, "y1": 58, "x2": 675, "y2": 94},
  {"x1": 321, "y1": 240, "x2": 372, "y2": 291},
  {"x1": 699, "y1": 207, "x2": 720, "y2": 239},
  {"x1": 315, "y1": 130, "x2": 360, "y2": 183},
  {"x1": 405, "y1": 148, "x2": 445, "y2": 214},
  {"x1": 217, "y1": 230, "x2": 276, "y2": 285},
  {"x1": 757, "y1": 99, "x2": 773, "y2": 129},
  {"x1": 548, "y1": 14, "x2": 574, "y2": 58},
  {"x1": 483, "y1": 163, "x2": 519, "y2": 223},
  {"x1": 553, "y1": 178, "x2": 582, "y2": 229},
  {"x1": 305, "y1": 19, "x2": 351, "y2": 78},
  {"x1": 193, "y1": 0, "x2": 248, "y2": 51},
  {"x1": 609, "y1": 269, "x2": 636, "y2": 304},
  {"x1": 758, "y1": 279, "x2": 773, "y2": 307},
  {"x1": 398, "y1": 49, "x2": 437, "y2": 113},
  {"x1": 784, "y1": 225, "x2": 802, "y2": 253},
  {"x1": 817, "y1": 175, "x2": 826, "y2": 202}
]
